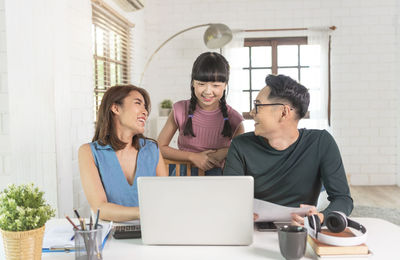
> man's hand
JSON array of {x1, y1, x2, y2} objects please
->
[
  {"x1": 291, "y1": 204, "x2": 324, "y2": 226},
  {"x1": 189, "y1": 150, "x2": 218, "y2": 171},
  {"x1": 253, "y1": 213, "x2": 259, "y2": 221}
]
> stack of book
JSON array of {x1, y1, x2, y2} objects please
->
[{"x1": 307, "y1": 228, "x2": 371, "y2": 258}]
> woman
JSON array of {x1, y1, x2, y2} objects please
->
[
  {"x1": 79, "y1": 85, "x2": 167, "y2": 222},
  {"x1": 158, "y1": 52, "x2": 244, "y2": 175}
]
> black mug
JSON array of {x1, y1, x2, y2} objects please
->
[{"x1": 278, "y1": 225, "x2": 307, "y2": 260}]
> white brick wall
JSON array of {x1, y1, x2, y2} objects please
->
[
  {"x1": 396, "y1": 1, "x2": 400, "y2": 186},
  {"x1": 61, "y1": 1, "x2": 94, "y2": 217},
  {"x1": 55, "y1": 0, "x2": 93, "y2": 217},
  {"x1": 143, "y1": 0, "x2": 400, "y2": 185},
  {"x1": 1, "y1": 0, "x2": 94, "y2": 217},
  {"x1": 331, "y1": 0, "x2": 398, "y2": 185},
  {"x1": 0, "y1": 0, "x2": 10, "y2": 180}
]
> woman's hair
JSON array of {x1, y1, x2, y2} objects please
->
[
  {"x1": 183, "y1": 52, "x2": 233, "y2": 138},
  {"x1": 93, "y1": 85, "x2": 152, "y2": 151}
]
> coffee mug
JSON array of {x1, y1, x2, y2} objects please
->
[{"x1": 278, "y1": 225, "x2": 307, "y2": 260}]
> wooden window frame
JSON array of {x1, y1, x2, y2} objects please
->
[{"x1": 242, "y1": 37, "x2": 309, "y2": 119}]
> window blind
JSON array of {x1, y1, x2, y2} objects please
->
[{"x1": 92, "y1": 0, "x2": 133, "y2": 117}]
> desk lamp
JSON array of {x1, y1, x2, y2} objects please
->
[{"x1": 139, "y1": 23, "x2": 233, "y2": 86}]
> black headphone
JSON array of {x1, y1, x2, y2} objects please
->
[{"x1": 304, "y1": 211, "x2": 367, "y2": 246}]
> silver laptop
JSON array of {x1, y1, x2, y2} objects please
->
[{"x1": 137, "y1": 176, "x2": 254, "y2": 245}]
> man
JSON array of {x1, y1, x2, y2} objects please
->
[{"x1": 223, "y1": 74, "x2": 353, "y2": 224}]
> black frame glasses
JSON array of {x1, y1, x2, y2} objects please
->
[{"x1": 253, "y1": 101, "x2": 285, "y2": 114}]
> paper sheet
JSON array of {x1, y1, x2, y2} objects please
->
[
  {"x1": 254, "y1": 199, "x2": 313, "y2": 222},
  {"x1": 42, "y1": 221, "x2": 112, "y2": 250}
]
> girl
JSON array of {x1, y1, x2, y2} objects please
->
[
  {"x1": 79, "y1": 85, "x2": 167, "y2": 222},
  {"x1": 158, "y1": 52, "x2": 244, "y2": 175}
]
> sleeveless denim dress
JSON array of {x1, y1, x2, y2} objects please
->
[{"x1": 90, "y1": 139, "x2": 159, "y2": 207}]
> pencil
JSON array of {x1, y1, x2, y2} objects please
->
[
  {"x1": 94, "y1": 209, "x2": 100, "y2": 229},
  {"x1": 78, "y1": 217, "x2": 90, "y2": 255},
  {"x1": 73, "y1": 209, "x2": 81, "y2": 219},
  {"x1": 65, "y1": 215, "x2": 79, "y2": 230},
  {"x1": 79, "y1": 217, "x2": 86, "y2": 231},
  {"x1": 89, "y1": 215, "x2": 93, "y2": 230}
]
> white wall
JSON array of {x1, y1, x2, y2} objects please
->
[
  {"x1": 397, "y1": 2, "x2": 400, "y2": 187},
  {"x1": 58, "y1": 0, "x2": 94, "y2": 216},
  {"x1": 0, "y1": 0, "x2": 10, "y2": 185},
  {"x1": 142, "y1": 0, "x2": 400, "y2": 185},
  {"x1": 1, "y1": 0, "x2": 94, "y2": 216},
  {"x1": 2, "y1": 0, "x2": 58, "y2": 212}
]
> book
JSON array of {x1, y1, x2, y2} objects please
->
[
  {"x1": 42, "y1": 221, "x2": 112, "y2": 252},
  {"x1": 307, "y1": 228, "x2": 369, "y2": 256}
]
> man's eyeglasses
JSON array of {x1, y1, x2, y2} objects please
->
[{"x1": 253, "y1": 101, "x2": 293, "y2": 114}]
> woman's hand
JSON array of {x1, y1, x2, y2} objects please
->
[
  {"x1": 291, "y1": 204, "x2": 324, "y2": 226},
  {"x1": 189, "y1": 150, "x2": 218, "y2": 171}
]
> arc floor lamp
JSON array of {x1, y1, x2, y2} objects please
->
[{"x1": 139, "y1": 23, "x2": 233, "y2": 86}]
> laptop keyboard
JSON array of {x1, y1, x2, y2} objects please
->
[{"x1": 113, "y1": 225, "x2": 141, "y2": 239}]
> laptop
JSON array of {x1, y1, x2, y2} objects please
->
[{"x1": 137, "y1": 176, "x2": 254, "y2": 245}]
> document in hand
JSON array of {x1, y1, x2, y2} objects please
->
[
  {"x1": 253, "y1": 199, "x2": 313, "y2": 222},
  {"x1": 42, "y1": 221, "x2": 112, "y2": 252}
]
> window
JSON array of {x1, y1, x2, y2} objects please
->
[
  {"x1": 243, "y1": 37, "x2": 310, "y2": 113},
  {"x1": 92, "y1": 1, "x2": 132, "y2": 118},
  {"x1": 225, "y1": 36, "x2": 325, "y2": 131}
]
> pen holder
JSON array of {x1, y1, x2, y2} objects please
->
[{"x1": 74, "y1": 224, "x2": 103, "y2": 260}]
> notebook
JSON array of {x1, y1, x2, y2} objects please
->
[
  {"x1": 137, "y1": 176, "x2": 254, "y2": 245},
  {"x1": 42, "y1": 221, "x2": 112, "y2": 252}
]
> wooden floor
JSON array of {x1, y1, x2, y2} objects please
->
[{"x1": 350, "y1": 186, "x2": 400, "y2": 209}]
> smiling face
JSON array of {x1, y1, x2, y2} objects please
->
[
  {"x1": 250, "y1": 86, "x2": 284, "y2": 137},
  {"x1": 192, "y1": 80, "x2": 227, "y2": 110},
  {"x1": 112, "y1": 90, "x2": 148, "y2": 134}
]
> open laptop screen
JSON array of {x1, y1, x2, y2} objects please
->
[{"x1": 137, "y1": 176, "x2": 254, "y2": 245}]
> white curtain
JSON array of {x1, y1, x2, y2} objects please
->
[
  {"x1": 302, "y1": 28, "x2": 331, "y2": 130},
  {"x1": 222, "y1": 32, "x2": 247, "y2": 114}
]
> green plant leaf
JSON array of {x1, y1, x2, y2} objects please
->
[
  {"x1": 0, "y1": 183, "x2": 55, "y2": 231},
  {"x1": 161, "y1": 99, "x2": 173, "y2": 109}
]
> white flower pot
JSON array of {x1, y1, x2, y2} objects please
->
[{"x1": 159, "y1": 108, "x2": 171, "y2": 117}]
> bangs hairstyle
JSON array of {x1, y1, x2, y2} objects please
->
[
  {"x1": 191, "y1": 52, "x2": 229, "y2": 83},
  {"x1": 265, "y1": 74, "x2": 310, "y2": 119},
  {"x1": 184, "y1": 52, "x2": 233, "y2": 138},
  {"x1": 93, "y1": 85, "x2": 153, "y2": 151}
]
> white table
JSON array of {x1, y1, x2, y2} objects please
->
[{"x1": 1, "y1": 218, "x2": 398, "y2": 259}]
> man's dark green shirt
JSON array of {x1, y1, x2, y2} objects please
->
[{"x1": 223, "y1": 129, "x2": 353, "y2": 217}]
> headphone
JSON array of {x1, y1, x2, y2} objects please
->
[{"x1": 304, "y1": 211, "x2": 367, "y2": 246}]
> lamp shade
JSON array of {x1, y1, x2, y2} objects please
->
[{"x1": 203, "y1": 23, "x2": 233, "y2": 49}]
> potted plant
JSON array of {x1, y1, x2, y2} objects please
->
[
  {"x1": 160, "y1": 99, "x2": 173, "y2": 116},
  {"x1": 0, "y1": 183, "x2": 55, "y2": 260}
]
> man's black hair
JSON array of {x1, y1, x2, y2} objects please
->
[{"x1": 265, "y1": 74, "x2": 310, "y2": 119}]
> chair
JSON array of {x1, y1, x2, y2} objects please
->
[{"x1": 164, "y1": 159, "x2": 205, "y2": 176}]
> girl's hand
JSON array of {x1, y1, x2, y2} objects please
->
[
  {"x1": 189, "y1": 150, "x2": 217, "y2": 171},
  {"x1": 207, "y1": 148, "x2": 228, "y2": 166}
]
